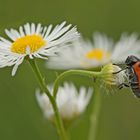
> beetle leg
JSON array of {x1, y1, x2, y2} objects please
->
[
  {"x1": 118, "y1": 83, "x2": 129, "y2": 89},
  {"x1": 123, "y1": 83, "x2": 130, "y2": 87},
  {"x1": 128, "y1": 73, "x2": 134, "y2": 78},
  {"x1": 113, "y1": 68, "x2": 127, "y2": 74},
  {"x1": 118, "y1": 84, "x2": 123, "y2": 89},
  {"x1": 129, "y1": 81, "x2": 139, "y2": 85}
]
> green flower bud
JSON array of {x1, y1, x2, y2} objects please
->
[{"x1": 100, "y1": 63, "x2": 126, "y2": 86}]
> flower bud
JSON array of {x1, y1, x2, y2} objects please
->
[{"x1": 100, "y1": 63, "x2": 126, "y2": 86}]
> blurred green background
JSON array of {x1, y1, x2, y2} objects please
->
[{"x1": 0, "y1": 0, "x2": 140, "y2": 140}]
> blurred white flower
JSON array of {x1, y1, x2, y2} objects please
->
[
  {"x1": 0, "y1": 21, "x2": 79, "y2": 76},
  {"x1": 47, "y1": 32, "x2": 140, "y2": 69},
  {"x1": 111, "y1": 33, "x2": 140, "y2": 62},
  {"x1": 36, "y1": 82, "x2": 92, "y2": 121}
]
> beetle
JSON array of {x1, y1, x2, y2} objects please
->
[{"x1": 114, "y1": 55, "x2": 140, "y2": 98}]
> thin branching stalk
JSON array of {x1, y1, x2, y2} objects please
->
[{"x1": 53, "y1": 70, "x2": 101, "y2": 98}]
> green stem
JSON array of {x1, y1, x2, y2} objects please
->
[
  {"x1": 28, "y1": 59, "x2": 68, "y2": 140},
  {"x1": 88, "y1": 83, "x2": 102, "y2": 140},
  {"x1": 53, "y1": 70, "x2": 101, "y2": 98}
]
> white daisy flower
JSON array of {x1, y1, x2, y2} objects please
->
[
  {"x1": 36, "y1": 82, "x2": 92, "y2": 121},
  {"x1": 47, "y1": 33, "x2": 112, "y2": 69},
  {"x1": 47, "y1": 32, "x2": 140, "y2": 69},
  {"x1": 0, "y1": 21, "x2": 79, "y2": 76}
]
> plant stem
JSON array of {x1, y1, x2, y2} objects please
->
[
  {"x1": 88, "y1": 83, "x2": 102, "y2": 140},
  {"x1": 29, "y1": 59, "x2": 68, "y2": 140},
  {"x1": 53, "y1": 70, "x2": 101, "y2": 98}
]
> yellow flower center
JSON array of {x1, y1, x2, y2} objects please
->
[
  {"x1": 86, "y1": 48, "x2": 110, "y2": 60},
  {"x1": 11, "y1": 35, "x2": 46, "y2": 54}
]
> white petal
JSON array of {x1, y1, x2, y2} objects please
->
[
  {"x1": 24, "y1": 23, "x2": 31, "y2": 35},
  {"x1": 12, "y1": 64, "x2": 19, "y2": 76},
  {"x1": 5, "y1": 29, "x2": 17, "y2": 41}
]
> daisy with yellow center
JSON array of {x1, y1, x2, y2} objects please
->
[
  {"x1": 47, "y1": 33, "x2": 112, "y2": 69},
  {"x1": 47, "y1": 32, "x2": 140, "y2": 69},
  {"x1": 0, "y1": 22, "x2": 80, "y2": 76}
]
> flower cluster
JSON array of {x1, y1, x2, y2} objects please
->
[{"x1": 0, "y1": 21, "x2": 139, "y2": 138}]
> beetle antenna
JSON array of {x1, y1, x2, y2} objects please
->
[
  {"x1": 112, "y1": 67, "x2": 128, "y2": 74},
  {"x1": 113, "y1": 63, "x2": 125, "y2": 66}
]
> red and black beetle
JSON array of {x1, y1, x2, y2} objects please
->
[{"x1": 114, "y1": 55, "x2": 140, "y2": 98}]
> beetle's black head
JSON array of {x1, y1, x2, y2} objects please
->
[{"x1": 125, "y1": 55, "x2": 140, "y2": 66}]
